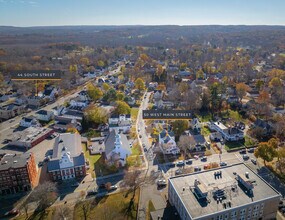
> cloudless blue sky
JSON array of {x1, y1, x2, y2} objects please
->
[{"x1": 0, "y1": 0, "x2": 284, "y2": 26}]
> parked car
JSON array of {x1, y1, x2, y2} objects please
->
[
  {"x1": 220, "y1": 162, "x2": 228, "y2": 167},
  {"x1": 194, "y1": 167, "x2": 201, "y2": 172},
  {"x1": 251, "y1": 158, "x2": 257, "y2": 165},
  {"x1": 201, "y1": 156, "x2": 207, "y2": 162},
  {"x1": 99, "y1": 183, "x2": 106, "y2": 189},
  {"x1": 175, "y1": 169, "x2": 183, "y2": 175},
  {"x1": 139, "y1": 135, "x2": 142, "y2": 138},
  {"x1": 243, "y1": 154, "x2": 249, "y2": 160},
  {"x1": 71, "y1": 182, "x2": 80, "y2": 187},
  {"x1": 87, "y1": 190, "x2": 98, "y2": 196},
  {"x1": 38, "y1": 161, "x2": 44, "y2": 167},
  {"x1": 176, "y1": 161, "x2": 185, "y2": 166},
  {"x1": 157, "y1": 179, "x2": 167, "y2": 186},
  {"x1": 194, "y1": 155, "x2": 199, "y2": 160},
  {"x1": 144, "y1": 148, "x2": 147, "y2": 152},
  {"x1": 185, "y1": 159, "x2": 193, "y2": 165},
  {"x1": 239, "y1": 149, "x2": 247, "y2": 154},
  {"x1": 109, "y1": 185, "x2": 118, "y2": 191},
  {"x1": 4, "y1": 209, "x2": 19, "y2": 217},
  {"x1": 248, "y1": 148, "x2": 255, "y2": 153}
]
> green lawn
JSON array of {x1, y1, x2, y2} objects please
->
[
  {"x1": 127, "y1": 141, "x2": 143, "y2": 167},
  {"x1": 131, "y1": 108, "x2": 139, "y2": 121},
  {"x1": 74, "y1": 190, "x2": 140, "y2": 220},
  {"x1": 224, "y1": 141, "x2": 244, "y2": 151},
  {"x1": 146, "y1": 200, "x2": 155, "y2": 220},
  {"x1": 82, "y1": 143, "x2": 114, "y2": 178},
  {"x1": 244, "y1": 136, "x2": 258, "y2": 148},
  {"x1": 196, "y1": 111, "x2": 212, "y2": 122},
  {"x1": 280, "y1": 53, "x2": 285, "y2": 57},
  {"x1": 201, "y1": 126, "x2": 211, "y2": 136}
]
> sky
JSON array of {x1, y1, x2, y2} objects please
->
[{"x1": 0, "y1": 0, "x2": 284, "y2": 27}]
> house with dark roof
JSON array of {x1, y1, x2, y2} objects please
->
[
  {"x1": 0, "y1": 103, "x2": 25, "y2": 121},
  {"x1": 19, "y1": 116, "x2": 40, "y2": 128},
  {"x1": 42, "y1": 85, "x2": 58, "y2": 100},
  {"x1": 253, "y1": 119, "x2": 273, "y2": 136},
  {"x1": 209, "y1": 121, "x2": 244, "y2": 141},
  {"x1": 47, "y1": 133, "x2": 86, "y2": 181},
  {"x1": 189, "y1": 134, "x2": 207, "y2": 151},
  {"x1": 158, "y1": 129, "x2": 180, "y2": 155},
  {"x1": 36, "y1": 109, "x2": 54, "y2": 122},
  {"x1": 54, "y1": 116, "x2": 82, "y2": 131}
]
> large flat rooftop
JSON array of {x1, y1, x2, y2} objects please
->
[{"x1": 169, "y1": 163, "x2": 280, "y2": 219}]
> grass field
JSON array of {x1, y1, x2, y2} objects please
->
[
  {"x1": 127, "y1": 141, "x2": 143, "y2": 167},
  {"x1": 15, "y1": 209, "x2": 54, "y2": 220},
  {"x1": 74, "y1": 190, "x2": 140, "y2": 220},
  {"x1": 131, "y1": 108, "x2": 139, "y2": 121}
]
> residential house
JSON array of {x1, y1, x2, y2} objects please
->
[
  {"x1": 189, "y1": 134, "x2": 207, "y2": 151},
  {"x1": 47, "y1": 133, "x2": 86, "y2": 181},
  {"x1": 35, "y1": 109, "x2": 54, "y2": 122},
  {"x1": 178, "y1": 71, "x2": 192, "y2": 78},
  {"x1": 0, "y1": 152, "x2": 37, "y2": 195},
  {"x1": 210, "y1": 132, "x2": 223, "y2": 142},
  {"x1": 70, "y1": 96, "x2": 89, "y2": 108},
  {"x1": 0, "y1": 103, "x2": 25, "y2": 121},
  {"x1": 54, "y1": 116, "x2": 82, "y2": 131},
  {"x1": 104, "y1": 130, "x2": 131, "y2": 166},
  {"x1": 159, "y1": 129, "x2": 180, "y2": 155},
  {"x1": 19, "y1": 116, "x2": 40, "y2": 128},
  {"x1": 153, "y1": 90, "x2": 164, "y2": 109},
  {"x1": 78, "y1": 90, "x2": 91, "y2": 102},
  {"x1": 108, "y1": 114, "x2": 132, "y2": 133},
  {"x1": 190, "y1": 118, "x2": 201, "y2": 131},
  {"x1": 27, "y1": 95, "x2": 44, "y2": 108},
  {"x1": 209, "y1": 121, "x2": 244, "y2": 141},
  {"x1": 253, "y1": 119, "x2": 273, "y2": 136},
  {"x1": 83, "y1": 71, "x2": 97, "y2": 79},
  {"x1": 42, "y1": 85, "x2": 58, "y2": 101},
  {"x1": 148, "y1": 82, "x2": 158, "y2": 90}
]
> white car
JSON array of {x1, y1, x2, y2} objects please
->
[
  {"x1": 157, "y1": 179, "x2": 167, "y2": 186},
  {"x1": 109, "y1": 185, "x2": 118, "y2": 190}
]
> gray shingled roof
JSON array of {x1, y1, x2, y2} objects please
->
[
  {"x1": 104, "y1": 130, "x2": 117, "y2": 156},
  {"x1": 52, "y1": 133, "x2": 82, "y2": 159},
  {"x1": 47, "y1": 159, "x2": 60, "y2": 172},
  {"x1": 0, "y1": 153, "x2": 33, "y2": 171}
]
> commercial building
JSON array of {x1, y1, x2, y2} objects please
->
[
  {"x1": 168, "y1": 163, "x2": 281, "y2": 220},
  {"x1": 47, "y1": 133, "x2": 86, "y2": 181},
  {"x1": 7, "y1": 127, "x2": 54, "y2": 149},
  {"x1": 209, "y1": 122, "x2": 244, "y2": 142},
  {"x1": 0, "y1": 152, "x2": 37, "y2": 195}
]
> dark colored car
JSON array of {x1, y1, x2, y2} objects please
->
[
  {"x1": 194, "y1": 167, "x2": 202, "y2": 172},
  {"x1": 99, "y1": 183, "x2": 106, "y2": 189},
  {"x1": 168, "y1": 163, "x2": 175, "y2": 168},
  {"x1": 87, "y1": 190, "x2": 98, "y2": 196}
]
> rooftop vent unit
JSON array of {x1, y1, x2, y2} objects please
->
[{"x1": 13, "y1": 160, "x2": 17, "y2": 163}]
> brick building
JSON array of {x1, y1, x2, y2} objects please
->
[
  {"x1": 47, "y1": 133, "x2": 86, "y2": 181},
  {"x1": 0, "y1": 152, "x2": 37, "y2": 195}
]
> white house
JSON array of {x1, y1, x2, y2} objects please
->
[
  {"x1": 19, "y1": 116, "x2": 40, "y2": 128},
  {"x1": 209, "y1": 121, "x2": 244, "y2": 141},
  {"x1": 190, "y1": 118, "x2": 201, "y2": 131},
  {"x1": 153, "y1": 90, "x2": 163, "y2": 108},
  {"x1": 158, "y1": 130, "x2": 180, "y2": 155},
  {"x1": 35, "y1": 110, "x2": 54, "y2": 122},
  {"x1": 69, "y1": 97, "x2": 88, "y2": 108},
  {"x1": 78, "y1": 90, "x2": 90, "y2": 102},
  {"x1": 104, "y1": 130, "x2": 131, "y2": 166},
  {"x1": 108, "y1": 114, "x2": 132, "y2": 133}
]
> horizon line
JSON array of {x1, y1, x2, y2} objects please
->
[{"x1": 1, "y1": 24, "x2": 285, "y2": 28}]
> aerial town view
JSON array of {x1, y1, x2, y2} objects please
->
[{"x1": 0, "y1": 0, "x2": 285, "y2": 220}]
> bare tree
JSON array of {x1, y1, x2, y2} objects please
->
[
  {"x1": 53, "y1": 205, "x2": 73, "y2": 220},
  {"x1": 29, "y1": 181, "x2": 58, "y2": 211},
  {"x1": 75, "y1": 191, "x2": 96, "y2": 220},
  {"x1": 122, "y1": 170, "x2": 143, "y2": 197},
  {"x1": 178, "y1": 135, "x2": 191, "y2": 160}
]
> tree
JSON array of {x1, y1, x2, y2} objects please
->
[
  {"x1": 172, "y1": 120, "x2": 189, "y2": 137},
  {"x1": 178, "y1": 135, "x2": 191, "y2": 160},
  {"x1": 155, "y1": 64, "x2": 164, "y2": 80},
  {"x1": 29, "y1": 181, "x2": 58, "y2": 211},
  {"x1": 235, "y1": 83, "x2": 250, "y2": 102},
  {"x1": 87, "y1": 83, "x2": 103, "y2": 101},
  {"x1": 276, "y1": 147, "x2": 285, "y2": 174},
  {"x1": 115, "y1": 101, "x2": 131, "y2": 115},
  {"x1": 116, "y1": 92, "x2": 125, "y2": 101},
  {"x1": 102, "y1": 88, "x2": 117, "y2": 103},
  {"x1": 122, "y1": 170, "x2": 142, "y2": 195},
  {"x1": 135, "y1": 78, "x2": 145, "y2": 92},
  {"x1": 80, "y1": 57, "x2": 90, "y2": 65},
  {"x1": 66, "y1": 127, "x2": 79, "y2": 134},
  {"x1": 97, "y1": 60, "x2": 105, "y2": 67},
  {"x1": 196, "y1": 69, "x2": 204, "y2": 79},
  {"x1": 102, "y1": 83, "x2": 110, "y2": 93},
  {"x1": 268, "y1": 138, "x2": 279, "y2": 149},
  {"x1": 209, "y1": 82, "x2": 222, "y2": 114},
  {"x1": 69, "y1": 64, "x2": 78, "y2": 73},
  {"x1": 84, "y1": 105, "x2": 108, "y2": 125},
  {"x1": 254, "y1": 142, "x2": 277, "y2": 165},
  {"x1": 76, "y1": 192, "x2": 96, "y2": 220},
  {"x1": 53, "y1": 206, "x2": 73, "y2": 220}
]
